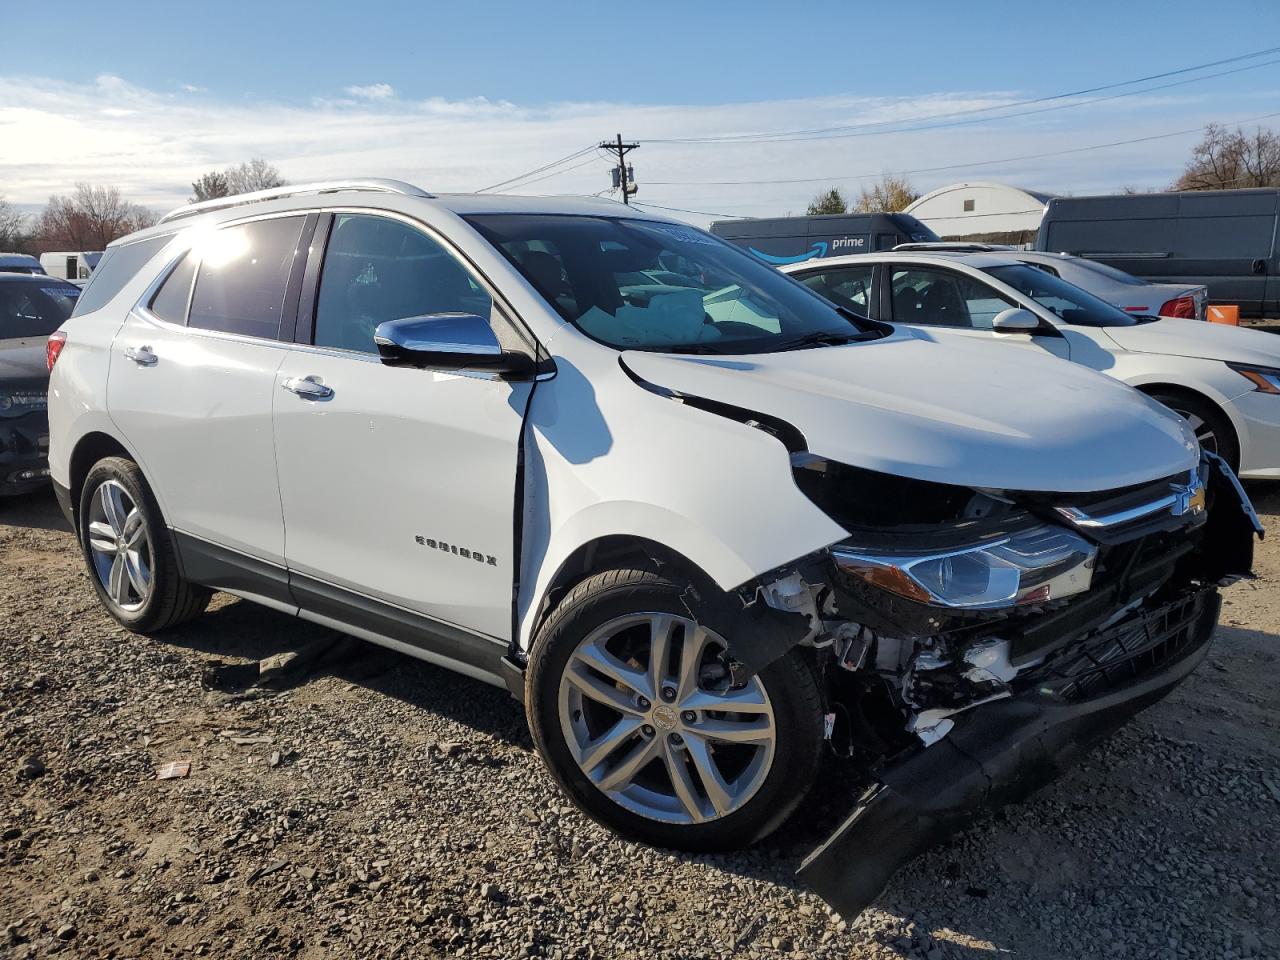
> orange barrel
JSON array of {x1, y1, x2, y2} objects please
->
[{"x1": 1207, "y1": 305, "x2": 1239, "y2": 325}]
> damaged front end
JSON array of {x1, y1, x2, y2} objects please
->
[{"x1": 744, "y1": 451, "x2": 1261, "y2": 919}]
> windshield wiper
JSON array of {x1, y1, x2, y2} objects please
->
[{"x1": 774, "y1": 331, "x2": 865, "y2": 351}]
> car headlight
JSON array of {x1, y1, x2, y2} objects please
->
[
  {"x1": 1228, "y1": 362, "x2": 1280, "y2": 395},
  {"x1": 831, "y1": 523, "x2": 1096, "y2": 609}
]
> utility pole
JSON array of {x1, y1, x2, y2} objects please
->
[{"x1": 601, "y1": 133, "x2": 639, "y2": 204}]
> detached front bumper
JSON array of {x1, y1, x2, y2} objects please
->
[
  {"x1": 798, "y1": 587, "x2": 1221, "y2": 918},
  {"x1": 0, "y1": 410, "x2": 51, "y2": 495}
]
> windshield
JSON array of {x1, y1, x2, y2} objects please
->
[
  {"x1": 984, "y1": 263, "x2": 1141, "y2": 327},
  {"x1": 465, "y1": 213, "x2": 877, "y2": 354},
  {"x1": 0, "y1": 280, "x2": 80, "y2": 339}
]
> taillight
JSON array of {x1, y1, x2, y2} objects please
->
[
  {"x1": 47, "y1": 331, "x2": 67, "y2": 372},
  {"x1": 1160, "y1": 295, "x2": 1196, "y2": 319}
]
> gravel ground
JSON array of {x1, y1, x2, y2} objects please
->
[{"x1": 2, "y1": 486, "x2": 1278, "y2": 959}]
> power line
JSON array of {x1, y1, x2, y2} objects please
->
[
  {"x1": 642, "y1": 46, "x2": 1280, "y2": 145},
  {"x1": 631, "y1": 200, "x2": 748, "y2": 220},
  {"x1": 476, "y1": 144, "x2": 597, "y2": 193},
  {"x1": 490, "y1": 154, "x2": 608, "y2": 192},
  {"x1": 712, "y1": 57, "x2": 1280, "y2": 146},
  {"x1": 643, "y1": 109, "x2": 1280, "y2": 187}
]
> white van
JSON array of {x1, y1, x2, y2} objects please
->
[{"x1": 40, "y1": 251, "x2": 103, "y2": 281}]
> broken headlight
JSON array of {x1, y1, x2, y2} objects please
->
[{"x1": 830, "y1": 524, "x2": 1096, "y2": 610}]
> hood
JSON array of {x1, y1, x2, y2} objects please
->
[
  {"x1": 622, "y1": 331, "x2": 1197, "y2": 493},
  {"x1": 1102, "y1": 316, "x2": 1280, "y2": 365},
  {"x1": 0, "y1": 341, "x2": 50, "y2": 383}
]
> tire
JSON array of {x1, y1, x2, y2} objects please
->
[
  {"x1": 526, "y1": 567, "x2": 823, "y2": 852},
  {"x1": 77, "y1": 456, "x2": 209, "y2": 633},
  {"x1": 1148, "y1": 390, "x2": 1239, "y2": 472}
]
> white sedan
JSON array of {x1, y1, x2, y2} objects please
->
[
  {"x1": 784, "y1": 250, "x2": 1280, "y2": 477},
  {"x1": 895, "y1": 243, "x2": 1208, "y2": 320}
]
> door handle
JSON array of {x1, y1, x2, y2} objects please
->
[
  {"x1": 1253, "y1": 258, "x2": 1268, "y2": 275},
  {"x1": 124, "y1": 345, "x2": 158, "y2": 366},
  {"x1": 280, "y1": 375, "x2": 334, "y2": 400}
]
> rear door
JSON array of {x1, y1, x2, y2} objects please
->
[
  {"x1": 274, "y1": 211, "x2": 535, "y2": 644},
  {"x1": 107, "y1": 213, "x2": 313, "y2": 568}
]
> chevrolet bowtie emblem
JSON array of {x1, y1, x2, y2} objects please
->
[{"x1": 1172, "y1": 481, "x2": 1207, "y2": 517}]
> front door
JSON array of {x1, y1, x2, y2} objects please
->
[
  {"x1": 274, "y1": 212, "x2": 534, "y2": 642},
  {"x1": 107, "y1": 214, "x2": 311, "y2": 564},
  {"x1": 886, "y1": 264, "x2": 1071, "y2": 361}
]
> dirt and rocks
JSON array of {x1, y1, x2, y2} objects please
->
[{"x1": 2, "y1": 486, "x2": 1278, "y2": 960}]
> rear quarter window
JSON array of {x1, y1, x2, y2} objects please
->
[{"x1": 71, "y1": 234, "x2": 174, "y2": 317}]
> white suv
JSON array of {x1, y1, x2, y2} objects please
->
[{"x1": 46, "y1": 180, "x2": 1259, "y2": 917}]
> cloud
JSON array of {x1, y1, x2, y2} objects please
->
[
  {"x1": 344, "y1": 83, "x2": 395, "y2": 100},
  {"x1": 0, "y1": 73, "x2": 1271, "y2": 225},
  {"x1": 180, "y1": 84, "x2": 206, "y2": 94}
]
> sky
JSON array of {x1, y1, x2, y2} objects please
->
[{"x1": 3, "y1": 0, "x2": 1280, "y2": 226}]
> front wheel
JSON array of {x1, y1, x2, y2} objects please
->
[
  {"x1": 526, "y1": 567, "x2": 823, "y2": 852},
  {"x1": 1149, "y1": 390, "x2": 1239, "y2": 472}
]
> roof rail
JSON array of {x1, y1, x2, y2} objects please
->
[
  {"x1": 892, "y1": 242, "x2": 1015, "y2": 253},
  {"x1": 159, "y1": 178, "x2": 434, "y2": 224}
]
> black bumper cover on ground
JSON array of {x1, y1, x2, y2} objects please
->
[{"x1": 797, "y1": 588, "x2": 1221, "y2": 919}]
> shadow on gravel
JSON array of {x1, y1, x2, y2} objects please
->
[
  {"x1": 0, "y1": 487, "x2": 70, "y2": 532},
  {"x1": 150, "y1": 597, "x2": 533, "y2": 748},
  {"x1": 1244, "y1": 477, "x2": 1280, "y2": 513}
]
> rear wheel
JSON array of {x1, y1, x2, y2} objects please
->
[
  {"x1": 78, "y1": 457, "x2": 209, "y2": 632},
  {"x1": 1148, "y1": 390, "x2": 1239, "y2": 471},
  {"x1": 526, "y1": 567, "x2": 823, "y2": 852}
]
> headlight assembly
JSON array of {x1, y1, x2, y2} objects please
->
[
  {"x1": 1228, "y1": 362, "x2": 1280, "y2": 395},
  {"x1": 831, "y1": 524, "x2": 1096, "y2": 610}
]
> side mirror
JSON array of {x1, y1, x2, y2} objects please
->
[
  {"x1": 991, "y1": 307, "x2": 1041, "y2": 332},
  {"x1": 374, "y1": 313, "x2": 534, "y2": 377}
]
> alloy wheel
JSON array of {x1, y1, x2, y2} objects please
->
[
  {"x1": 86, "y1": 479, "x2": 153, "y2": 612},
  {"x1": 558, "y1": 612, "x2": 776, "y2": 825}
]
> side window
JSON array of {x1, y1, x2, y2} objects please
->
[
  {"x1": 798, "y1": 265, "x2": 874, "y2": 314},
  {"x1": 148, "y1": 254, "x2": 196, "y2": 324},
  {"x1": 890, "y1": 268, "x2": 1012, "y2": 328},
  {"x1": 313, "y1": 214, "x2": 493, "y2": 353},
  {"x1": 875, "y1": 233, "x2": 898, "y2": 251},
  {"x1": 188, "y1": 216, "x2": 305, "y2": 340},
  {"x1": 70, "y1": 234, "x2": 174, "y2": 317}
]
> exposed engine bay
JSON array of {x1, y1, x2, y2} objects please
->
[{"x1": 739, "y1": 450, "x2": 1261, "y2": 918}]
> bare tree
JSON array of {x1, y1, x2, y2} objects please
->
[
  {"x1": 853, "y1": 175, "x2": 919, "y2": 213},
  {"x1": 191, "y1": 171, "x2": 231, "y2": 203},
  {"x1": 224, "y1": 159, "x2": 287, "y2": 195},
  {"x1": 1174, "y1": 123, "x2": 1280, "y2": 191},
  {"x1": 37, "y1": 184, "x2": 156, "y2": 250},
  {"x1": 0, "y1": 195, "x2": 29, "y2": 250},
  {"x1": 806, "y1": 187, "x2": 849, "y2": 216}
]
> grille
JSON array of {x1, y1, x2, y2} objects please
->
[{"x1": 1032, "y1": 589, "x2": 1215, "y2": 703}]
